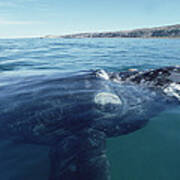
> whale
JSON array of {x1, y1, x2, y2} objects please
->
[{"x1": 0, "y1": 66, "x2": 180, "y2": 180}]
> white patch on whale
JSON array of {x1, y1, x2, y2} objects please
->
[
  {"x1": 94, "y1": 92, "x2": 122, "y2": 112},
  {"x1": 96, "y1": 69, "x2": 110, "y2": 80},
  {"x1": 94, "y1": 92, "x2": 122, "y2": 106},
  {"x1": 164, "y1": 83, "x2": 180, "y2": 100}
]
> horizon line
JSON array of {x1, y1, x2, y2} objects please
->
[{"x1": 0, "y1": 23, "x2": 180, "y2": 39}]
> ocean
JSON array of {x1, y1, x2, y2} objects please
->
[{"x1": 0, "y1": 38, "x2": 180, "y2": 180}]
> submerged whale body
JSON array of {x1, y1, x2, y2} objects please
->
[{"x1": 0, "y1": 66, "x2": 180, "y2": 180}]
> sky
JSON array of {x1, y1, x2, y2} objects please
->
[{"x1": 0, "y1": 0, "x2": 179, "y2": 38}]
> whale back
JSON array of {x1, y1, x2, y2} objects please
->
[
  {"x1": 0, "y1": 68, "x2": 179, "y2": 144},
  {"x1": 0, "y1": 72, "x2": 101, "y2": 143}
]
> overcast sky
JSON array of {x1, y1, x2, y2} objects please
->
[{"x1": 0, "y1": 0, "x2": 179, "y2": 38}]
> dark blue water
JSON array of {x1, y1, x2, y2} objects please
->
[{"x1": 0, "y1": 38, "x2": 180, "y2": 180}]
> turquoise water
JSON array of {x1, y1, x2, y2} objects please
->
[
  {"x1": 0, "y1": 38, "x2": 180, "y2": 180},
  {"x1": 108, "y1": 110, "x2": 180, "y2": 180}
]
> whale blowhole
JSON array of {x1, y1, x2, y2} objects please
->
[{"x1": 94, "y1": 92, "x2": 122, "y2": 112}]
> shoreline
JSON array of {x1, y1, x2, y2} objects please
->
[
  {"x1": 1, "y1": 37, "x2": 180, "y2": 40},
  {"x1": 42, "y1": 24, "x2": 180, "y2": 39}
]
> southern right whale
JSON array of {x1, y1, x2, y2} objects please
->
[{"x1": 0, "y1": 66, "x2": 179, "y2": 180}]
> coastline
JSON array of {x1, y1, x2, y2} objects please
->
[{"x1": 42, "y1": 24, "x2": 180, "y2": 39}]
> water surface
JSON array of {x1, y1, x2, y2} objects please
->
[{"x1": 0, "y1": 38, "x2": 180, "y2": 180}]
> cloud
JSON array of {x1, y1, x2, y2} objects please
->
[
  {"x1": 0, "y1": 2, "x2": 15, "y2": 7},
  {"x1": 0, "y1": 19, "x2": 45, "y2": 25},
  {"x1": 0, "y1": 0, "x2": 42, "y2": 7},
  {"x1": 0, "y1": 1, "x2": 50, "y2": 14},
  {"x1": 0, "y1": 1, "x2": 42, "y2": 9},
  {"x1": 0, "y1": 1, "x2": 21, "y2": 7}
]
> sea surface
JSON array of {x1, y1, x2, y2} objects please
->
[{"x1": 0, "y1": 38, "x2": 180, "y2": 180}]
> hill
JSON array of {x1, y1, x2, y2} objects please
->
[{"x1": 43, "y1": 24, "x2": 180, "y2": 38}]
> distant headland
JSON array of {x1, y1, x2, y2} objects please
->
[{"x1": 42, "y1": 24, "x2": 180, "y2": 39}]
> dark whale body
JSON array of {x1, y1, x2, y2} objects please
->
[{"x1": 0, "y1": 66, "x2": 180, "y2": 180}]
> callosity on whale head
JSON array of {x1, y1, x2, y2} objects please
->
[
  {"x1": 0, "y1": 66, "x2": 179, "y2": 180},
  {"x1": 92, "y1": 73, "x2": 177, "y2": 137}
]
